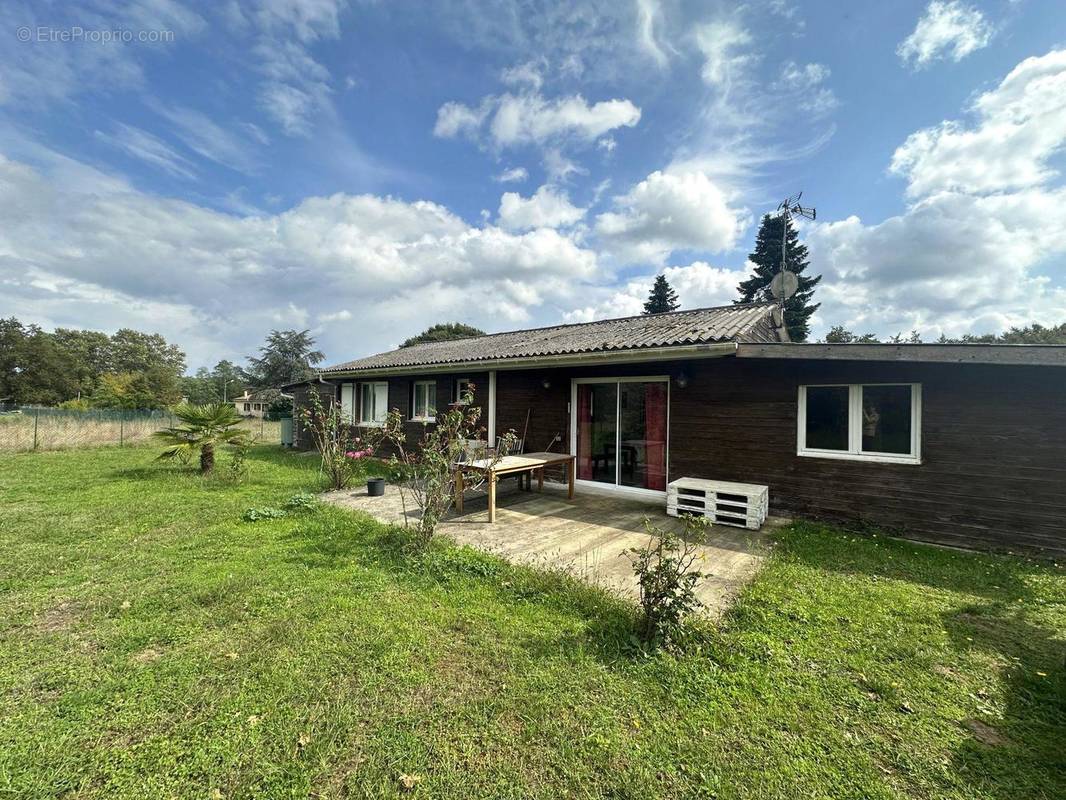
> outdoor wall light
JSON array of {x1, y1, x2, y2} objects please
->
[
  {"x1": 541, "y1": 377, "x2": 552, "y2": 390},
  {"x1": 675, "y1": 371, "x2": 689, "y2": 389}
]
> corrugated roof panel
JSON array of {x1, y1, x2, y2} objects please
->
[{"x1": 321, "y1": 302, "x2": 780, "y2": 373}]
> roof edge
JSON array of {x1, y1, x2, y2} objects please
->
[
  {"x1": 320, "y1": 341, "x2": 739, "y2": 377},
  {"x1": 736, "y1": 342, "x2": 1066, "y2": 367}
]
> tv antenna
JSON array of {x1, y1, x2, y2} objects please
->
[{"x1": 769, "y1": 193, "x2": 815, "y2": 312}]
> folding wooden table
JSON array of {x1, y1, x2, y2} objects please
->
[{"x1": 454, "y1": 452, "x2": 576, "y2": 522}]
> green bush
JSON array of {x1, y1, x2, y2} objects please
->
[
  {"x1": 624, "y1": 516, "x2": 707, "y2": 650},
  {"x1": 241, "y1": 506, "x2": 286, "y2": 522},
  {"x1": 282, "y1": 492, "x2": 318, "y2": 513}
]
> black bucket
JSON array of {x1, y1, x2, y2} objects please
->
[{"x1": 366, "y1": 477, "x2": 385, "y2": 497}]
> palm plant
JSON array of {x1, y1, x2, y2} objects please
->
[{"x1": 154, "y1": 403, "x2": 250, "y2": 474}]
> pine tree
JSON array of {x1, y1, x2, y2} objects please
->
[
  {"x1": 735, "y1": 214, "x2": 821, "y2": 341},
  {"x1": 643, "y1": 275, "x2": 680, "y2": 315}
]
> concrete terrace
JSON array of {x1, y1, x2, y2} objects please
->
[{"x1": 323, "y1": 479, "x2": 778, "y2": 618}]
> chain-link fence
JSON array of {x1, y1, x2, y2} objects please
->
[{"x1": 0, "y1": 405, "x2": 283, "y2": 452}]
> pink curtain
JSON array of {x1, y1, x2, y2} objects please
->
[
  {"x1": 644, "y1": 382, "x2": 667, "y2": 490},
  {"x1": 577, "y1": 385, "x2": 593, "y2": 480}
]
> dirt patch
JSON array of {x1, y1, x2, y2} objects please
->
[
  {"x1": 963, "y1": 718, "x2": 1013, "y2": 748},
  {"x1": 131, "y1": 646, "x2": 163, "y2": 664},
  {"x1": 34, "y1": 601, "x2": 78, "y2": 634}
]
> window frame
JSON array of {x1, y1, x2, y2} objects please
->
[
  {"x1": 454, "y1": 378, "x2": 473, "y2": 405},
  {"x1": 411, "y1": 380, "x2": 437, "y2": 422},
  {"x1": 358, "y1": 381, "x2": 389, "y2": 427},
  {"x1": 797, "y1": 383, "x2": 922, "y2": 464}
]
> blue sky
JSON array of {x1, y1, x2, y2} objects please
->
[{"x1": 2, "y1": 0, "x2": 1065, "y2": 369}]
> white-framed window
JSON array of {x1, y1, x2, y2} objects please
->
[
  {"x1": 797, "y1": 383, "x2": 921, "y2": 464},
  {"x1": 454, "y1": 378, "x2": 474, "y2": 404},
  {"x1": 340, "y1": 383, "x2": 354, "y2": 420},
  {"x1": 411, "y1": 380, "x2": 437, "y2": 421},
  {"x1": 243, "y1": 402, "x2": 250, "y2": 412},
  {"x1": 359, "y1": 381, "x2": 389, "y2": 426}
]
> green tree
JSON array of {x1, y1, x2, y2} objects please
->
[
  {"x1": 400, "y1": 323, "x2": 487, "y2": 348},
  {"x1": 182, "y1": 367, "x2": 220, "y2": 405},
  {"x1": 248, "y1": 330, "x2": 324, "y2": 388},
  {"x1": 736, "y1": 214, "x2": 822, "y2": 341},
  {"x1": 211, "y1": 360, "x2": 250, "y2": 400},
  {"x1": 824, "y1": 326, "x2": 880, "y2": 343},
  {"x1": 939, "y1": 322, "x2": 1066, "y2": 344},
  {"x1": 643, "y1": 275, "x2": 680, "y2": 314},
  {"x1": 52, "y1": 328, "x2": 110, "y2": 398},
  {"x1": 91, "y1": 372, "x2": 156, "y2": 410},
  {"x1": 154, "y1": 402, "x2": 250, "y2": 474}
]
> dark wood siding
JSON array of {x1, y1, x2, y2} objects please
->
[
  {"x1": 669, "y1": 358, "x2": 1066, "y2": 556},
  {"x1": 290, "y1": 381, "x2": 337, "y2": 450}
]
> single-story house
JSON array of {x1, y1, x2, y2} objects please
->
[
  {"x1": 289, "y1": 302, "x2": 1066, "y2": 557},
  {"x1": 232, "y1": 389, "x2": 289, "y2": 418}
]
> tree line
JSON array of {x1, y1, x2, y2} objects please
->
[
  {"x1": 824, "y1": 323, "x2": 1066, "y2": 345},
  {"x1": 0, "y1": 321, "x2": 326, "y2": 409}
]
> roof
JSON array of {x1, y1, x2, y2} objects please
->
[
  {"x1": 320, "y1": 303, "x2": 784, "y2": 375},
  {"x1": 736, "y1": 342, "x2": 1066, "y2": 367}
]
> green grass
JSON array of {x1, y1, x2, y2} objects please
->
[{"x1": 1, "y1": 445, "x2": 1063, "y2": 799}]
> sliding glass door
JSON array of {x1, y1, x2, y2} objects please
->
[{"x1": 575, "y1": 378, "x2": 668, "y2": 492}]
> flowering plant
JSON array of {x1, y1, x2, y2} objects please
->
[{"x1": 299, "y1": 389, "x2": 363, "y2": 490}]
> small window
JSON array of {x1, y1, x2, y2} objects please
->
[
  {"x1": 243, "y1": 403, "x2": 251, "y2": 412},
  {"x1": 359, "y1": 382, "x2": 389, "y2": 425},
  {"x1": 454, "y1": 378, "x2": 474, "y2": 404},
  {"x1": 412, "y1": 380, "x2": 437, "y2": 421},
  {"x1": 798, "y1": 384, "x2": 921, "y2": 464}
]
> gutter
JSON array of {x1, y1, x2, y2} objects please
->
[{"x1": 318, "y1": 341, "x2": 738, "y2": 379}]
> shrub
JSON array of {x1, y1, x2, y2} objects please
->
[
  {"x1": 362, "y1": 384, "x2": 515, "y2": 549},
  {"x1": 283, "y1": 492, "x2": 318, "y2": 513},
  {"x1": 625, "y1": 516, "x2": 707, "y2": 649},
  {"x1": 298, "y1": 389, "x2": 365, "y2": 490},
  {"x1": 241, "y1": 506, "x2": 286, "y2": 522}
]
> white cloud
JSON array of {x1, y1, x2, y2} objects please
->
[
  {"x1": 0, "y1": 1, "x2": 203, "y2": 106},
  {"x1": 0, "y1": 152, "x2": 600, "y2": 367},
  {"x1": 890, "y1": 49, "x2": 1066, "y2": 198},
  {"x1": 254, "y1": 39, "x2": 334, "y2": 136},
  {"x1": 807, "y1": 50, "x2": 1066, "y2": 340},
  {"x1": 898, "y1": 1, "x2": 993, "y2": 68},
  {"x1": 595, "y1": 169, "x2": 750, "y2": 264},
  {"x1": 780, "y1": 61, "x2": 838, "y2": 116},
  {"x1": 500, "y1": 60, "x2": 544, "y2": 90},
  {"x1": 495, "y1": 166, "x2": 529, "y2": 183},
  {"x1": 434, "y1": 100, "x2": 492, "y2": 139},
  {"x1": 693, "y1": 20, "x2": 753, "y2": 88},
  {"x1": 150, "y1": 103, "x2": 262, "y2": 174},
  {"x1": 807, "y1": 190, "x2": 1066, "y2": 338},
  {"x1": 635, "y1": 0, "x2": 671, "y2": 68},
  {"x1": 564, "y1": 260, "x2": 747, "y2": 322},
  {"x1": 497, "y1": 185, "x2": 586, "y2": 231},
  {"x1": 435, "y1": 91, "x2": 641, "y2": 149},
  {"x1": 94, "y1": 124, "x2": 197, "y2": 180}
]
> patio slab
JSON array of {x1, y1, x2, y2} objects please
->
[{"x1": 323, "y1": 479, "x2": 780, "y2": 618}]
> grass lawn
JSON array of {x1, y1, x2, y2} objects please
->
[{"x1": 1, "y1": 445, "x2": 1063, "y2": 799}]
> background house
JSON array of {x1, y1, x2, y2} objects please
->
[{"x1": 232, "y1": 388, "x2": 288, "y2": 418}]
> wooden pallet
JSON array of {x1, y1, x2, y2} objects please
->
[{"x1": 666, "y1": 477, "x2": 769, "y2": 530}]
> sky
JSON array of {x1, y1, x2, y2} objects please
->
[{"x1": 2, "y1": 0, "x2": 1066, "y2": 370}]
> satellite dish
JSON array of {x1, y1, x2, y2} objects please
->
[{"x1": 770, "y1": 270, "x2": 799, "y2": 300}]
